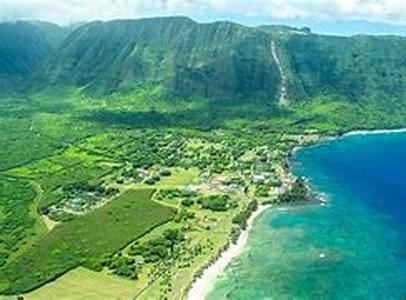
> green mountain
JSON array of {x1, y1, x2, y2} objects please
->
[
  {"x1": 0, "y1": 16, "x2": 405, "y2": 104},
  {"x1": 0, "y1": 21, "x2": 68, "y2": 94},
  {"x1": 28, "y1": 21, "x2": 71, "y2": 47},
  {"x1": 282, "y1": 34, "x2": 406, "y2": 101},
  {"x1": 43, "y1": 17, "x2": 280, "y2": 100}
]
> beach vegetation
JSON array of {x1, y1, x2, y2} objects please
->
[
  {"x1": 278, "y1": 178, "x2": 309, "y2": 203},
  {"x1": 232, "y1": 200, "x2": 259, "y2": 230}
]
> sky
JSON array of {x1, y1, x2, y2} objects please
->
[{"x1": 0, "y1": 0, "x2": 406, "y2": 36}]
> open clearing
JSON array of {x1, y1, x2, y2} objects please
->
[
  {"x1": 159, "y1": 168, "x2": 199, "y2": 187},
  {"x1": 24, "y1": 267, "x2": 138, "y2": 300}
]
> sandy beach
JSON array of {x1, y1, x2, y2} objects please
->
[
  {"x1": 344, "y1": 128, "x2": 406, "y2": 136},
  {"x1": 187, "y1": 204, "x2": 271, "y2": 300}
]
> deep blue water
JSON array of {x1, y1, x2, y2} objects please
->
[{"x1": 208, "y1": 132, "x2": 406, "y2": 299}]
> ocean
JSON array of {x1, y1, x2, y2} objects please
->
[{"x1": 207, "y1": 132, "x2": 406, "y2": 299}]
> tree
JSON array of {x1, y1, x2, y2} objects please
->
[
  {"x1": 181, "y1": 199, "x2": 194, "y2": 207},
  {"x1": 160, "y1": 170, "x2": 172, "y2": 177},
  {"x1": 163, "y1": 228, "x2": 184, "y2": 251},
  {"x1": 279, "y1": 178, "x2": 308, "y2": 203}
]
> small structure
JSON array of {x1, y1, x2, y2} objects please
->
[{"x1": 253, "y1": 175, "x2": 266, "y2": 184}]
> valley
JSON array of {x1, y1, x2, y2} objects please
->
[{"x1": 0, "y1": 16, "x2": 405, "y2": 300}]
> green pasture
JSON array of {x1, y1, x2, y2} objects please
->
[{"x1": 0, "y1": 189, "x2": 175, "y2": 295}]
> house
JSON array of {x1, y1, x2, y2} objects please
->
[{"x1": 253, "y1": 174, "x2": 266, "y2": 184}]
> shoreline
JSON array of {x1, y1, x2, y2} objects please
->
[
  {"x1": 292, "y1": 128, "x2": 406, "y2": 157},
  {"x1": 343, "y1": 128, "x2": 406, "y2": 136},
  {"x1": 186, "y1": 204, "x2": 271, "y2": 300},
  {"x1": 186, "y1": 126, "x2": 406, "y2": 300}
]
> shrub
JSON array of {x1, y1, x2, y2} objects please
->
[
  {"x1": 200, "y1": 195, "x2": 232, "y2": 212},
  {"x1": 232, "y1": 200, "x2": 258, "y2": 230},
  {"x1": 160, "y1": 170, "x2": 172, "y2": 177},
  {"x1": 181, "y1": 199, "x2": 195, "y2": 207},
  {"x1": 278, "y1": 178, "x2": 308, "y2": 203},
  {"x1": 144, "y1": 178, "x2": 156, "y2": 185}
]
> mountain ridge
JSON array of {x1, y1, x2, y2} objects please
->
[
  {"x1": 0, "y1": 16, "x2": 405, "y2": 104},
  {"x1": 0, "y1": 21, "x2": 69, "y2": 94},
  {"x1": 41, "y1": 16, "x2": 280, "y2": 100}
]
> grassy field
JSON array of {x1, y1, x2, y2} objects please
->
[
  {"x1": 6, "y1": 146, "x2": 113, "y2": 192},
  {"x1": 130, "y1": 167, "x2": 200, "y2": 192},
  {"x1": 0, "y1": 189, "x2": 176, "y2": 295},
  {"x1": 23, "y1": 267, "x2": 138, "y2": 300},
  {"x1": 159, "y1": 168, "x2": 199, "y2": 187},
  {"x1": 0, "y1": 177, "x2": 39, "y2": 268},
  {"x1": 0, "y1": 91, "x2": 104, "y2": 172},
  {"x1": 5, "y1": 145, "x2": 117, "y2": 215}
]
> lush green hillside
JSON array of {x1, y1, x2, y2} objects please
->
[
  {"x1": 1, "y1": 17, "x2": 405, "y2": 105},
  {"x1": 43, "y1": 17, "x2": 280, "y2": 99},
  {"x1": 0, "y1": 21, "x2": 68, "y2": 94},
  {"x1": 0, "y1": 17, "x2": 405, "y2": 138},
  {"x1": 282, "y1": 34, "x2": 406, "y2": 102},
  {"x1": 0, "y1": 17, "x2": 405, "y2": 136}
]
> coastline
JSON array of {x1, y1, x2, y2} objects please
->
[
  {"x1": 343, "y1": 128, "x2": 406, "y2": 136},
  {"x1": 186, "y1": 126, "x2": 406, "y2": 300},
  {"x1": 293, "y1": 128, "x2": 406, "y2": 157},
  {"x1": 186, "y1": 204, "x2": 271, "y2": 300}
]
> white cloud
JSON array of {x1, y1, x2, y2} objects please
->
[{"x1": 0, "y1": 0, "x2": 405, "y2": 25}]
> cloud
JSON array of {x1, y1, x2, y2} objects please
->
[{"x1": 0, "y1": 0, "x2": 405, "y2": 26}]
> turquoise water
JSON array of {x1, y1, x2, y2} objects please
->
[{"x1": 207, "y1": 133, "x2": 406, "y2": 299}]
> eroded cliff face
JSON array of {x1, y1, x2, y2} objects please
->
[
  {"x1": 43, "y1": 17, "x2": 280, "y2": 100},
  {"x1": 1, "y1": 17, "x2": 405, "y2": 105}
]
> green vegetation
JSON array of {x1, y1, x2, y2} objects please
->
[
  {"x1": 283, "y1": 34, "x2": 406, "y2": 102},
  {"x1": 0, "y1": 189, "x2": 175, "y2": 294},
  {"x1": 232, "y1": 200, "x2": 259, "y2": 230},
  {"x1": 155, "y1": 189, "x2": 195, "y2": 201},
  {"x1": 0, "y1": 178, "x2": 37, "y2": 267},
  {"x1": 0, "y1": 21, "x2": 68, "y2": 94},
  {"x1": 24, "y1": 267, "x2": 139, "y2": 300},
  {"x1": 255, "y1": 184, "x2": 271, "y2": 197},
  {"x1": 181, "y1": 198, "x2": 195, "y2": 207},
  {"x1": 198, "y1": 194, "x2": 236, "y2": 212},
  {"x1": 1, "y1": 18, "x2": 405, "y2": 132},
  {"x1": 7, "y1": 147, "x2": 112, "y2": 192},
  {"x1": 108, "y1": 256, "x2": 139, "y2": 279},
  {"x1": 278, "y1": 178, "x2": 309, "y2": 203},
  {"x1": 61, "y1": 181, "x2": 118, "y2": 197},
  {"x1": 43, "y1": 181, "x2": 119, "y2": 221},
  {"x1": 0, "y1": 15, "x2": 406, "y2": 300},
  {"x1": 127, "y1": 228, "x2": 185, "y2": 265},
  {"x1": 43, "y1": 17, "x2": 279, "y2": 99}
]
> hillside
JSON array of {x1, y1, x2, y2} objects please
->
[
  {"x1": 0, "y1": 21, "x2": 68, "y2": 94},
  {"x1": 0, "y1": 16, "x2": 405, "y2": 105},
  {"x1": 43, "y1": 17, "x2": 280, "y2": 100},
  {"x1": 282, "y1": 34, "x2": 406, "y2": 101}
]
